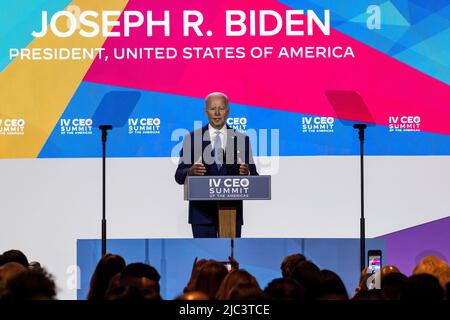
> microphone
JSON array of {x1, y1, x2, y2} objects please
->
[
  {"x1": 218, "y1": 147, "x2": 225, "y2": 164},
  {"x1": 233, "y1": 135, "x2": 237, "y2": 165},
  {"x1": 231, "y1": 135, "x2": 239, "y2": 175}
]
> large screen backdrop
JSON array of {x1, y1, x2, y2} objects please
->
[{"x1": 1, "y1": 0, "x2": 449, "y2": 299}]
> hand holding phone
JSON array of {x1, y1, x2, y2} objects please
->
[
  {"x1": 219, "y1": 256, "x2": 239, "y2": 272},
  {"x1": 367, "y1": 250, "x2": 382, "y2": 275},
  {"x1": 367, "y1": 250, "x2": 382, "y2": 290}
]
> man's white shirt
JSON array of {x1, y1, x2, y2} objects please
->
[{"x1": 208, "y1": 124, "x2": 227, "y2": 149}]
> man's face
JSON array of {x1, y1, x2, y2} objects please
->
[{"x1": 205, "y1": 96, "x2": 229, "y2": 129}]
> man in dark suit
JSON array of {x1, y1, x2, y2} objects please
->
[{"x1": 175, "y1": 92, "x2": 258, "y2": 238}]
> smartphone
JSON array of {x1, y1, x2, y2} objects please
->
[
  {"x1": 219, "y1": 261, "x2": 232, "y2": 272},
  {"x1": 367, "y1": 250, "x2": 382, "y2": 275}
]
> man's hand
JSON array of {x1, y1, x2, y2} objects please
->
[
  {"x1": 188, "y1": 163, "x2": 207, "y2": 176},
  {"x1": 228, "y1": 256, "x2": 239, "y2": 271},
  {"x1": 239, "y1": 164, "x2": 249, "y2": 175},
  {"x1": 238, "y1": 158, "x2": 249, "y2": 175}
]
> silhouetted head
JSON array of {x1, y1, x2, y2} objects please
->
[
  {"x1": 121, "y1": 262, "x2": 160, "y2": 284},
  {"x1": 381, "y1": 265, "x2": 401, "y2": 282},
  {"x1": 381, "y1": 272, "x2": 407, "y2": 300},
  {"x1": 3, "y1": 268, "x2": 57, "y2": 300},
  {"x1": 264, "y1": 278, "x2": 306, "y2": 300},
  {"x1": 216, "y1": 269, "x2": 259, "y2": 300},
  {"x1": 1, "y1": 250, "x2": 29, "y2": 267},
  {"x1": 280, "y1": 254, "x2": 306, "y2": 278},
  {"x1": 192, "y1": 260, "x2": 228, "y2": 299},
  {"x1": 400, "y1": 274, "x2": 444, "y2": 300},
  {"x1": 28, "y1": 261, "x2": 42, "y2": 271},
  {"x1": 413, "y1": 256, "x2": 450, "y2": 288},
  {"x1": 104, "y1": 262, "x2": 162, "y2": 301},
  {"x1": 87, "y1": 253, "x2": 126, "y2": 300},
  {"x1": 291, "y1": 260, "x2": 320, "y2": 298},
  {"x1": 0, "y1": 262, "x2": 27, "y2": 290},
  {"x1": 184, "y1": 258, "x2": 209, "y2": 293},
  {"x1": 105, "y1": 280, "x2": 161, "y2": 301},
  {"x1": 228, "y1": 282, "x2": 266, "y2": 300},
  {"x1": 312, "y1": 269, "x2": 348, "y2": 300}
]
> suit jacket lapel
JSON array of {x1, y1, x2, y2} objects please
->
[
  {"x1": 225, "y1": 126, "x2": 233, "y2": 162},
  {"x1": 202, "y1": 125, "x2": 219, "y2": 175},
  {"x1": 202, "y1": 125, "x2": 211, "y2": 153}
]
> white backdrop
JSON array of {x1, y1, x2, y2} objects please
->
[{"x1": 1, "y1": 156, "x2": 449, "y2": 299}]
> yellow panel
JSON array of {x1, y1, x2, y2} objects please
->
[{"x1": 0, "y1": 0, "x2": 128, "y2": 158}]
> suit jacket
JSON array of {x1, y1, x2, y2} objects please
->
[{"x1": 175, "y1": 125, "x2": 258, "y2": 225}]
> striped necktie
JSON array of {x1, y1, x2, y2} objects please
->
[{"x1": 214, "y1": 131, "x2": 222, "y2": 171}]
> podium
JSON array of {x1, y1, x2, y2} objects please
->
[{"x1": 184, "y1": 175, "x2": 271, "y2": 238}]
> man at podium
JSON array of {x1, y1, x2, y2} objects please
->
[{"x1": 175, "y1": 92, "x2": 258, "y2": 238}]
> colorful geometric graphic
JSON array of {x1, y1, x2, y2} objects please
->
[
  {"x1": 0, "y1": 0, "x2": 129, "y2": 158},
  {"x1": 1, "y1": 1, "x2": 449, "y2": 300},
  {"x1": 1, "y1": 0, "x2": 449, "y2": 159}
]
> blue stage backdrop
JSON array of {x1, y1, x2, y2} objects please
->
[{"x1": 77, "y1": 238, "x2": 386, "y2": 299}]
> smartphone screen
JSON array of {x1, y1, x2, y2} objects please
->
[
  {"x1": 368, "y1": 251, "x2": 382, "y2": 275},
  {"x1": 219, "y1": 261, "x2": 232, "y2": 272}
]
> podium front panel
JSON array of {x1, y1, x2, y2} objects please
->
[{"x1": 186, "y1": 175, "x2": 271, "y2": 201}]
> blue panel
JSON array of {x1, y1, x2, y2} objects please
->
[
  {"x1": 77, "y1": 238, "x2": 386, "y2": 300},
  {"x1": 39, "y1": 82, "x2": 450, "y2": 158}
]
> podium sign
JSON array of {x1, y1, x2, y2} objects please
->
[
  {"x1": 184, "y1": 175, "x2": 271, "y2": 238},
  {"x1": 185, "y1": 176, "x2": 271, "y2": 201}
]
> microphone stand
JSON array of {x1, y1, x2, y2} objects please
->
[
  {"x1": 100, "y1": 125, "x2": 112, "y2": 256},
  {"x1": 353, "y1": 123, "x2": 367, "y2": 272}
]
